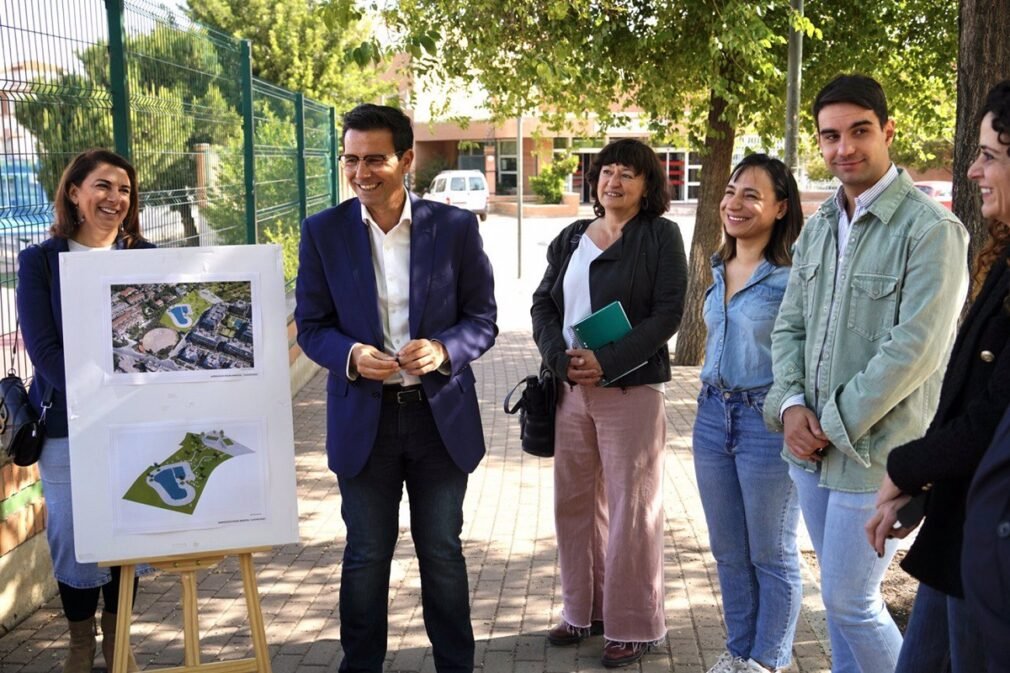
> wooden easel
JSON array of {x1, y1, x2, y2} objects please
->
[{"x1": 102, "y1": 546, "x2": 273, "y2": 673}]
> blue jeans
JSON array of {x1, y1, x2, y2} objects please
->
[
  {"x1": 693, "y1": 386, "x2": 802, "y2": 669},
  {"x1": 336, "y1": 399, "x2": 474, "y2": 673},
  {"x1": 895, "y1": 583, "x2": 987, "y2": 673},
  {"x1": 39, "y1": 437, "x2": 152, "y2": 588},
  {"x1": 790, "y1": 466, "x2": 903, "y2": 673}
]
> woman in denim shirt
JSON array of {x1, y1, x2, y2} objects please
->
[{"x1": 692, "y1": 154, "x2": 804, "y2": 673}]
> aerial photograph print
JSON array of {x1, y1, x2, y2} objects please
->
[{"x1": 108, "y1": 279, "x2": 258, "y2": 381}]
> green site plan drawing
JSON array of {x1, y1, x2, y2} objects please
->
[{"x1": 122, "y1": 430, "x2": 253, "y2": 515}]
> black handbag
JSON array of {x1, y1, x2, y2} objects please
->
[
  {"x1": 0, "y1": 369, "x2": 51, "y2": 467},
  {"x1": 2, "y1": 246, "x2": 53, "y2": 467},
  {"x1": 503, "y1": 366, "x2": 557, "y2": 458}
]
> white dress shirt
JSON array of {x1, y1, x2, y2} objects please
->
[
  {"x1": 344, "y1": 196, "x2": 452, "y2": 387},
  {"x1": 356, "y1": 196, "x2": 416, "y2": 386}
]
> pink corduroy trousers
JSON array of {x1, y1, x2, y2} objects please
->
[{"x1": 553, "y1": 382, "x2": 667, "y2": 643}]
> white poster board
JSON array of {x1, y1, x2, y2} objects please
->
[{"x1": 61, "y1": 245, "x2": 299, "y2": 562}]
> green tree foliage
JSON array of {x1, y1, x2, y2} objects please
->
[
  {"x1": 14, "y1": 73, "x2": 114, "y2": 198},
  {"x1": 262, "y1": 219, "x2": 301, "y2": 285},
  {"x1": 16, "y1": 25, "x2": 241, "y2": 245},
  {"x1": 201, "y1": 101, "x2": 300, "y2": 250},
  {"x1": 182, "y1": 0, "x2": 399, "y2": 259},
  {"x1": 187, "y1": 0, "x2": 394, "y2": 111},
  {"x1": 530, "y1": 153, "x2": 579, "y2": 204},
  {"x1": 801, "y1": 1, "x2": 957, "y2": 168},
  {"x1": 18, "y1": 1, "x2": 390, "y2": 254},
  {"x1": 383, "y1": 0, "x2": 957, "y2": 364}
]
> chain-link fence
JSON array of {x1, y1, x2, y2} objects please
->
[{"x1": 1, "y1": 0, "x2": 338, "y2": 375}]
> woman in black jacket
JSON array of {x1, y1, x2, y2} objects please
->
[
  {"x1": 17, "y1": 149, "x2": 154, "y2": 673},
  {"x1": 866, "y1": 80, "x2": 1010, "y2": 673},
  {"x1": 531, "y1": 139, "x2": 687, "y2": 667}
]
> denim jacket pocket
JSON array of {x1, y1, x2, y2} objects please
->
[
  {"x1": 847, "y1": 273, "x2": 899, "y2": 341},
  {"x1": 794, "y1": 262, "x2": 820, "y2": 321}
]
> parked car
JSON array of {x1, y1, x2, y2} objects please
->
[
  {"x1": 422, "y1": 170, "x2": 489, "y2": 221},
  {"x1": 914, "y1": 180, "x2": 953, "y2": 210}
]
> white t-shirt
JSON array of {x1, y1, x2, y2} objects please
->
[
  {"x1": 67, "y1": 239, "x2": 114, "y2": 252},
  {"x1": 562, "y1": 234, "x2": 603, "y2": 349}
]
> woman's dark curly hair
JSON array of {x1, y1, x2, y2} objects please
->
[
  {"x1": 586, "y1": 139, "x2": 670, "y2": 219},
  {"x1": 52, "y1": 148, "x2": 143, "y2": 247},
  {"x1": 971, "y1": 80, "x2": 1010, "y2": 296}
]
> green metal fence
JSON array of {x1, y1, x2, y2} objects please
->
[{"x1": 1, "y1": 0, "x2": 338, "y2": 376}]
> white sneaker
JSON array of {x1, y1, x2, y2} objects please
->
[
  {"x1": 741, "y1": 658, "x2": 781, "y2": 673},
  {"x1": 706, "y1": 651, "x2": 746, "y2": 673}
]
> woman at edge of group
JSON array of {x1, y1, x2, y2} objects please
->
[
  {"x1": 693, "y1": 154, "x2": 805, "y2": 673},
  {"x1": 531, "y1": 138, "x2": 688, "y2": 668},
  {"x1": 866, "y1": 79, "x2": 1010, "y2": 673},
  {"x1": 17, "y1": 149, "x2": 155, "y2": 673}
]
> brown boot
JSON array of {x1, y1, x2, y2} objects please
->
[
  {"x1": 100, "y1": 611, "x2": 139, "y2": 672},
  {"x1": 64, "y1": 617, "x2": 96, "y2": 673}
]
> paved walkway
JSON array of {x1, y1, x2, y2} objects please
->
[{"x1": 0, "y1": 331, "x2": 833, "y2": 673}]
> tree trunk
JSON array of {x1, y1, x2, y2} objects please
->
[
  {"x1": 674, "y1": 91, "x2": 736, "y2": 365},
  {"x1": 954, "y1": 0, "x2": 1010, "y2": 268}
]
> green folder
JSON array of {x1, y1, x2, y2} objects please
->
[{"x1": 568, "y1": 301, "x2": 646, "y2": 385}]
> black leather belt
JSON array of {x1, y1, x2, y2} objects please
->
[{"x1": 382, "y1": 384, "x2": 426, "y2": 405}]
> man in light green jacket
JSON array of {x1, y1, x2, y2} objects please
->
[{"x1": 764, "y1": 74, "x2": 968, "y2": 673}]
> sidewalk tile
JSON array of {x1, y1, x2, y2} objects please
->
[{"x1": 0, "y1": 331, "x2": 832, "y2": 672}]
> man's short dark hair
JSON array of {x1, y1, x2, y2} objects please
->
[
  {"x1": 342, "y1": 104, "x2": 413, "y2": 152},
  {"x1": 813, "y1": 74, "x2": 889, "y2": 129}
]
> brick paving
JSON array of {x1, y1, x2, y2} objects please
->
[{"x1": 0, "y1": 330, "x2": 833, "y2": 673}]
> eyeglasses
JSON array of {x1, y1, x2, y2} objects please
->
[{"x1": 338, "y1": 152, "x2": 404, "y2": 170}]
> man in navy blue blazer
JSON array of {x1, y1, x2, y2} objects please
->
[{"x1": 294, "y1": 104, "x2": 497, "y2": 673}]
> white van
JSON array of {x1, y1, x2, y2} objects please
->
[{"x1": 422, "y1": 170, "x2": 489, "y2": 221}]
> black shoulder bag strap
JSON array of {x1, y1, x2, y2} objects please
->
[
  {"x1": 567, "y1": 219, "x2": 591, "y2": 256},
  {"x1": 10, "y1": 246, "x2": 55, "y2": 418},
  {"x1": 503, "y1": 374, "x2": 537, "y2": 414}
]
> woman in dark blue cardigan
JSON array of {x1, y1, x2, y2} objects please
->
[{"x1": 17, "y1": 149, "x2": 154, "y2": 673}]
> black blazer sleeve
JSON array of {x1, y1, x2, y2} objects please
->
[{"x1": 888, "y1": 282, "x2": 1010, "y2": 492}]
